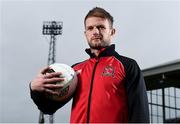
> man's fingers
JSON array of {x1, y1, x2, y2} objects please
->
[
  {"x1": 44, "y1": 84, "x2": 65, "y2": 95},
  {"x1": 44, "y1": 72, "x2": 62, "y2": 78},
  {"x1": 44, "y1": 84, "x2": 64, "y2": 89},
  {"x1": 76, "y1": 70, "x2": 82, "y2": 75},
  {"x1": 44, "y1": 77, "x2": 64, "y2": 84}
]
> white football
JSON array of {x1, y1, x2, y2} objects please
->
[{"x1": 47, "y1": 63, "x2": 78, "y2": 102}]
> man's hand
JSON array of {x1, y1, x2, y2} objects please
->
[{"x1": 30, "y1": 66, "x2": 64, "y2": 95}]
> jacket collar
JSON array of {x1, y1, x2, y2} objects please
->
[{"x1": 85, "y1": 44, "x2": 115, "y2": 58}]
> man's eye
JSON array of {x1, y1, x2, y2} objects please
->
[
  {"x1": 96, "y1": 26, "x2": 105, "y2": 30},
  {"x1": 99, "y1": 26, "x2": 105, "y2": 29},
  {"x1": 87, "y1": 27, "x2": 93, "y2": 30}
]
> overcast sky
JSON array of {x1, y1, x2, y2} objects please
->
[{"x1": 0, "y1": 0, "x2": 180, "y2": 123}]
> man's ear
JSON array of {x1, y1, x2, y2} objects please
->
[
  {"x1": 111, "y1": 28, "x2": 116, "y2": 36},
  {"x1": 84, "y1": 30, "x2": 87, "y2": 36}
]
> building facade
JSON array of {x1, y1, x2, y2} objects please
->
[{"x1": 143, "y1": 60, "x2": 180, "y2": 123}]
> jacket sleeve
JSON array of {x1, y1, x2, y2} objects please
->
[
  {"x1": 124, "y1": 60, "x2": 150, "y2": 123},
  {"x1": 29, "y1": 83, "x2": 71, "y2": 114}
]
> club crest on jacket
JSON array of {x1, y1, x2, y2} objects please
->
[{"x1": 102, "y1": 66, "x2": 115, "y2": 77}]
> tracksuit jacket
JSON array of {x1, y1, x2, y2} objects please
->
[{"x1": 30, "y1": 44, "x2": 149, "y2": 123}]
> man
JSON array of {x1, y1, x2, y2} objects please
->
[{"x1": 30, "y1": 7, "x2": 149, "y2": 123}]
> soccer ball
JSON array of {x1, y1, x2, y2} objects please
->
[{"x1": 47, "y1": 63, "x2": 78, "y2": 102}]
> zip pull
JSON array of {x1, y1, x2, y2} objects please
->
[{"x1": 95, "y1": 57, "x2": 100, "y2": 63}]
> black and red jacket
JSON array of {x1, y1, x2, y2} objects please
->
[{"x1": 30, "y1": 44, "x2": 149, "y2": 123}]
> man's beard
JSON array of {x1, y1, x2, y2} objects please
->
[{"x1": 88, "y1": 41, "x2": 110, "y2": 50}]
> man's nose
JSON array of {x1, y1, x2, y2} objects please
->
[{"x1": 93, "y1": 27, "x2": 100, "y2": 35}]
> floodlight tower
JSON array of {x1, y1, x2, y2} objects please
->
[{"x1": 40, "y1": 21, "x2": 63, "y2": 123}]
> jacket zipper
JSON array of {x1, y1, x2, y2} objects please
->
[{"x1": 86, "y1": 58, "x2": 99, "y2": 123}]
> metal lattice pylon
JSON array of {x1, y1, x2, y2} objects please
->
[
  {"x1": 48, "y1": 35, "x2": 56, "y2": 65},
  {"x1": 39, "y1": 21, "x2": 62, "y2": 124}
]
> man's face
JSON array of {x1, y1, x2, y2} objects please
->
[{"x1": 84, "y1": 17, "x2": 115, "y2": 50}]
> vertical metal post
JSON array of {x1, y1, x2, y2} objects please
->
[
  {"x1": 174, "y1": 88, "x2": 177, "y2": 119},
  {"x1": 150, "y1": 91, "x2": 153, "y2": 122},
  {"x1": 162, "y1": 88, "x2": 166, "y2": 122}
]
